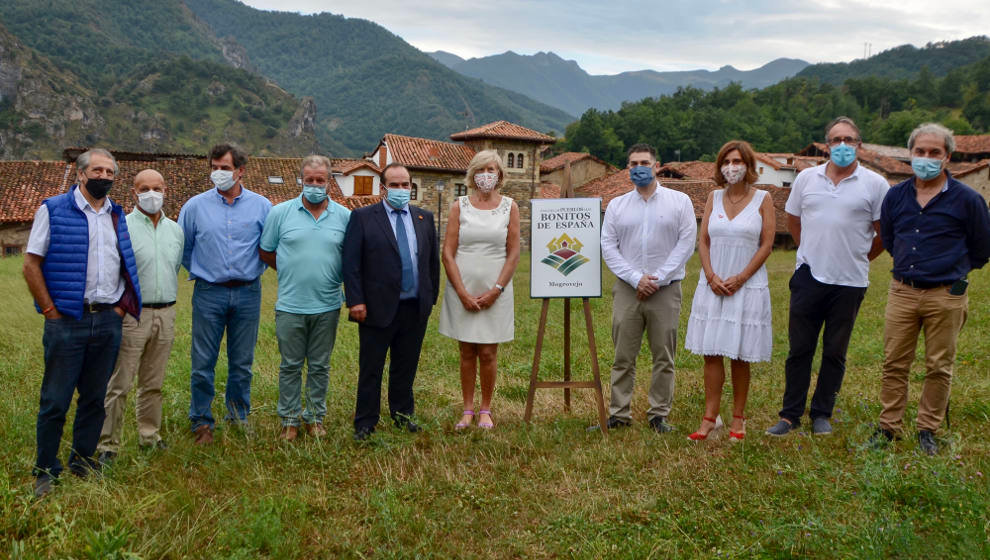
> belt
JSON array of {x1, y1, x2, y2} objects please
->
[
  {"x1": 82, "y1": 302, "x2": 115, "y2": 313},
  {"x1": 208, "y1": 279, "x2": 253, "y2": 288},
  {"x1": 893, "y1": 275, "x2": 953, "y2": 290},
  {"x1": 143, "y1": 301, "x2": 176, "y2": 309}
]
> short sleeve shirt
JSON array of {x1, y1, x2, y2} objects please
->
[{"x1": 785, "y1": 163, "x2": 889, "y2": 287}]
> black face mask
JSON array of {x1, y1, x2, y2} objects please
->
[{"x1": 84, "y1": 178, "x2": 113, "y2": 200}]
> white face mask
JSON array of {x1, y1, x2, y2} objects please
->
[
  {"x1": 721, "y1": 163, "x2": 746, "y2": 185},
  {"x1": 210, "y1": 169, "x2": 235, "y2": 192},
  {"x1": 474, "y1": 172, "x2": 498, "y2": 192},
  {"x1": 137, "y1": 190, "x2": 164, "y2": 215}
]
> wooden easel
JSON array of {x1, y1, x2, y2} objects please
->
[{"x1": 523, "y1": 160, "x2": 609, "y2": 433}]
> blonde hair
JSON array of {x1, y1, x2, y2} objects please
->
[{"x1": 465, "y1": 149, "x2": 505, "y2": 190}]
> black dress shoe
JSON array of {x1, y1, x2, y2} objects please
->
[
  {"x1": 649, "y1": 416, "x2": 674, "y2": 433},
  {"x1": 587, "y1": 415, "x2": 632, "y2": 431},
  {"x1": 395, "y1": 419, "x2": 422, "y2": 433},
  {"x1": 98, "y1": 450, "x2": 117, "y2": 467},
  {"x1": 865, "y1": 427, "x2": 895, "y2": 450},
  {"x1": 354, "y1": 427, "x2": 375, "y2": 442},
  {"x1": 918, "y1": 430, "x2": 938, "y2": 456},
  {"x1": 34, "y1": 475, "x2": 54, "y2": 499}
]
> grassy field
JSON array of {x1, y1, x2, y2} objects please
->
[{"x1": 1, "y1": 251, "x2": 988, "y2": 559}]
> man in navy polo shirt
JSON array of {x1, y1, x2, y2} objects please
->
[
  {"x1": 870, "y1": 122, "x2": 990, "y2": 455},
  {"x1": 23, "y1": 148, "x2": 141, "y2": 498}
]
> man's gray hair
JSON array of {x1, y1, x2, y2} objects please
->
[
  {"x1": 908, "y1": 122, "x2": 956, "y2": 154},
  {"x1": 76, "y1": 148, "x2": 119, "y2": 174},
  {"x1": 824, "y1": 116, "x2": 861, "y2": 142},
  {"x1": 300, "y1": 154, "x2": 332, "y2": 178}
]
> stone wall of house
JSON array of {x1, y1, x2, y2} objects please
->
[
  {"x1": 462, "y1": 139, "x2": 542, "y2": 248},
  {"x1": 542, "y1": 159, "x2": 612, "y2": 190},
  {"x1": 0, "y1": 222, "x2": 31, "y2": 255},
  {"x1": 960, "y1": 169, "x2": 990, "y2": 202},
  {"x1": 407, "y1": 170, "x2": 466, "y2": 242}
]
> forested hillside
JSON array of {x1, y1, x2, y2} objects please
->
[
  {"x1": 561, "y1": 53, "x2": 990, "y2": 166},
  {"x1": 798, "y1": 37, "x2": 990, "y2": 84}
]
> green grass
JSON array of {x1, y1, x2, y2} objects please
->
[{"x1": 1, "y1": 251, "x2": 988, "y2": 559}]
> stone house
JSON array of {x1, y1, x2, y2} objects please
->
[{"x1": 539, "y1": 152, "x2": 615, "y2": 190}]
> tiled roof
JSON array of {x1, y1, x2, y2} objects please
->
[
  {"x1": 338, "y1": 195, "x2": 384, "y2": 211},
  {"x1": 539, "y1": 151, "x2": 614, "y2": 173},
  {"x1": 954, "y1": 135, "x2": 990, "y2": 154},
  {"x1": 658, "y1": 161, "x2": 717, "y2": 180},
  {"x1": 450, "y1": 121, "x2": 555, "y2": 143},
  {"x1": 862, "y1": 143, "x2": 910, "y2": 160},
  {"x1": 754, "y1": 153, "x2": 784, "y2": 171},
  {"x1": 662, "y1": 179, "x2": 720, "y2": 218},
  {"x1": 382, "y1": 134, "x2": 476, "y2": 172},
  {"x1": 857, "y1": 149, "x2": 914, "y2": 177},
  {"x1": 537, "y1": 182, "x2": 561, "y2": 198},
  {"x1": 0, "y1": 161, "x2": 72, "y2": 222},
  {"x1": 947, "y1": 159, "x2": 990, "y2": 177},
  {"x1": 577, "y1": 169, "x2": 634, "y2": 208},
  {"x1": 332, "y1": 158, "x2": 380, "y2": 175}
]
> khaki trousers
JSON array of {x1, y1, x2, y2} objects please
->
[
  {"x1": 99, "y1": 305, "x2": 176, "y2": 452},
  {"x1": 879, "y1": 280, "x2": 968, "y2": 434},
  {"x1": 609, "y1": 280, "x2": 681, "y2": 421}
]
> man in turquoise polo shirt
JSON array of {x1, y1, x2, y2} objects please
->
[
  {"x1": 98, "y1": 169, "x2": 184, "y2": 463},
  {"x1": 260, "y1": 155, "x2": 351, "y2": 441}
]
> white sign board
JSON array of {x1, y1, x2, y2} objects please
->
[{"x1": 530, "y1": 198, "x2": 602, "y2": 298}]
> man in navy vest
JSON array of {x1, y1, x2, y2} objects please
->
[{"x1": 23, "y1": 148, "x2": 142, "y2": 498}]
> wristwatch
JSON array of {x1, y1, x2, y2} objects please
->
[{"x1": 494, "y1": 283, "x2": 505, "y2": 293}]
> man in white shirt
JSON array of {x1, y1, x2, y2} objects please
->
[
  {"x1": 597, "y1": 143, "x2": 697, "y2": 432},
  {"x1": 766, "y1": 117, "x2": 889, "y2": 437}
]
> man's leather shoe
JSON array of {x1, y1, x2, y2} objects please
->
[
  {"x1": 98, "y1": 450, "x2": 117, "y2": 467},
  {"x1": 865, "y1": 427, "x2": 895, "y2": 450},
  {"x1": 354, "y1": 427, "x2": 375, "y2": 442},
  {"x1": 587, "y1": 415, "x2": 632, "y2": 431},
  {"x1": 649, "y1": 416, "x2": 674, "y2": 433},
  {"x1": 193, "y1": 424, "x2": 213, "y2": 445},
  {"x1": 393, "y1": 416, "x2": 422, "y2": 433},
  {"x1": 306, "y1": 423, "x2": 327, "y2": 437},
  {"x1": 34, "y1": 475, "x2": 54, "y2": 499},
  {"x1": 918, "y1": 430, "x2": 938, "y2": 456},
  {"x1": 280, "y1": 426, "x2": 299, "y2": 442}
]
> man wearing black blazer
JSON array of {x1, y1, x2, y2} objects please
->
[{"x1": 342, "y1": 163, "x2": 440, "y2": 441}]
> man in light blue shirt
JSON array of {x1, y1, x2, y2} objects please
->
[
  {"x1": 178, "y1": 144, "x2": 271, "y2": 444},
  {"x1": 260, "y1": 155, "x2": 350, "y2": 441}
]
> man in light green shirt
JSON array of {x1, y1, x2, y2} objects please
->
[
  {"x1": 260, "y1": 155, "x2": 350, "y2": 441},
  {"x1": 98, "y1": 169, "x2": 184, "y2": 463}
]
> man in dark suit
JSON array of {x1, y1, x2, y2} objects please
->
[{"x1": 342, "y1": 163, "x2": 440, "y2": 441}]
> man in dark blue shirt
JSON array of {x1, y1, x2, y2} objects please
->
[{"x1": 871, "y1": 123, "x2": 990, "y2": 455}]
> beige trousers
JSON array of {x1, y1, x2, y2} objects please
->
[
  {"x1": 609, "y1": 279, "x2": 681, "y2": 421},
  {"x1": 879, "y1": 280, "x2": 968, "y2": 434},
  {"x1": 99, "y1": 305, "x2": 177, "y2": 451}
]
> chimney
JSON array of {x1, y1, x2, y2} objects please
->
[{"x1": 378, "y1": 141, "x2": 387, "y2": 169}]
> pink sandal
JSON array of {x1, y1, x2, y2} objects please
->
[
  {"x1": 478, "y1": 409, "x2": 494, "y2": 429},
  {"x1": 455, "y1": 410, "x2": 474, "y2": 430}
]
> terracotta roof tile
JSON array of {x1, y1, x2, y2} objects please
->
[
  {"x1": 383, "y1": 134, "x2": 476, "y2": 172},
  {"x1": 576, "y1": 169, "x2": 634, "y2": 207},
  {"x1": 857, "y1": 148, "x2": 914, "y2": 177},
  {"x1": 450, "y1": 121, "x2": 555, "y2": 143},
  {"x1": 658, "y1": 161, "x2": 717, "y2": 180},
  {"x1": 537, "y1": 182, "x2": 561, "y2": 198},
  {"x1": 954, "y1": 135, "x2": 990, "y2": 155},
  {"x1": 947, "y1": 159, "x2": 990, "y2": 176},
  {"x1": 539, "y1": 151, "x2": 615, "y2": 173},
  {"x1": 332, "y1": 158, "x2": 380, "y2": 175},
  {"x1": 862, "y1": 143, "x2": 910, "y2": 160},
  {"x1": 0, "y1": 161, "x2": 72, "y2": 222}
]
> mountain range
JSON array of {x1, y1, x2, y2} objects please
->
[{"x1": 429, "y1": 50, "x2": 810, "y2": 116}]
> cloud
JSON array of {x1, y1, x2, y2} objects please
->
[{"x1": 240, "y1": 0, "x2": 990, "y2": 74}]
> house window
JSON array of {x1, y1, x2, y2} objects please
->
[
  {"x1": 3, "y1": 245, "x2": 21, "y2": 257},
  {"x1": 517, "y1": 153, "x2": 525, "y2": 168},
  {"x1": 782, "y1": 181, "x2": 792, "y2": 188},
  {"x1": 455, "y1": 183, "x2": 467, "y2": 196},
  {"x1": 354, "y1": 175, "x2": 373, "y2": 195},
  {"x1": 507, "y1": 153, "x2": 514, "y2": 168},
  {"x1": 268, "y1": 176, "x2": 284, "y2": 184},
  {"x1": 410, "y1": 182, "x2": 418, "y2": 201}
]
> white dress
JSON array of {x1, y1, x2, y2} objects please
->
[
  {"x1": 684, "y1": 189, "x2": 772, "y2": 362},
  {"x1": 438, "y1": 195, "x2": 514, "y2": 344}
]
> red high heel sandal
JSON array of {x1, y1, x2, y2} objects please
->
[
  {"x1": 687, "y1": 415, "x2": 723, "y2": 441},
  {"x1": 729, "y1": 415, "x2": 746, "y2": 441}
]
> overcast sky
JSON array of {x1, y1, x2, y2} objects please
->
[{"x1": 241, "y1": 0, "x2": 990, "y2": 74}]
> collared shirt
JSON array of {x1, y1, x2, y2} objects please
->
[
  {"x1": 26, "y1": 187, "x2": 124, "y2": 304},
  {"x1": 785, "y1": 162, "x2": 889, "y2": 287},
  {"x1": 881, "y1": 172, "x2": 990, "y2": 284},
  {"x1": 383, "y1": 200, "x2": 420, "y2": 299},
  {"x1": 601, "y1": 182, "x2": 697, "y2": 288},
  {"x1": 260, "y1": 196, "x2": 351, "y2": 313},
  {"x1": 178, "y1": 186, "x2": 271, "y2": 283},
  {"x1": 125, "y1": 209, "x2": 184, "y2": 304}
]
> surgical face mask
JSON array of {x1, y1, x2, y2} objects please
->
[
  {"x1": 302, "y1": 185, "x2": 328, "y2": 204},
  {"x1": 721, "y1": 164, "x2": 746, "y2": 185},
  {"x1": 629, "y1": 165, "x2": 654, "y2": 188},
  {"x1": 137, "y1": 190, "x2": 164, "y2": 215},
  {"x1": 474, "y1": 172, "x2": 498, "y2": 192},
  {"x1": 911, "y1": 157, "x2": 944, "y2": 181},
  {"x1": 83, "y1": 178, "x2": 113, "y2": 199},
  {"x1": 385, "y1": 187, "x2": 410, "y2": 209},
  {"x1": 829, "y1": 143, "x2": 857, "y2": 168},
  {"x1": 210, "y1": 169, "x2": 236, "y2": 192}
]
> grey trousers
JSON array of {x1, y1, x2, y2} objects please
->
[
  {"x1": 608, "y1": 280, "x2": 681, "y2": 421},
  {"x1": 275, "y1": 310, "x2": 340, "y2": 426}
]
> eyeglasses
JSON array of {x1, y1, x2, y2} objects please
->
[{"x1": 827, "y1": 136, "x2": 859, "y2": 146}]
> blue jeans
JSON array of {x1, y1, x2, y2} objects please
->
[
  {"x1": 189, "y1": 279, "x2": 262, "y2": 431},
  {"x1": 35, "y1": 309, "x2": 122, "y2": 478}
]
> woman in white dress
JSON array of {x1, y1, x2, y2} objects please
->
[
  {"x1": 684, "y1": 140, "x2": 775, "y2": 441},
  {"x1": 438, "y1": 150, "x2": 521, "y2": 430}
]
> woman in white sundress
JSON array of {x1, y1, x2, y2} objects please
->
[
  {"x1": 684, "y1": 140, "x2": 775, "y2": 441},
  {"x1": 438, "y1": 150, "x2": 520, "y2": 430}
]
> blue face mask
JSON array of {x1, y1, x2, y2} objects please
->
[
  {"x1": 385, "y1": 187, "x2": 410, "y2": 209},
  {"x1": 911, "y1": 157, "x2": 943, "y2": 181},
  {"x1": 829, "y1": 143, "x2": 857, "y2": 168},
  {"x1": 629, "y1": 165, "x2": 654, "y2": 188},
  {"x1": 302, "y1": 185, "x2": 327, "y2": 204}
]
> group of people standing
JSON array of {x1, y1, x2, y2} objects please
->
[{"x1": 23, "y1": 117, "x2": 990, "y2": 499}]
